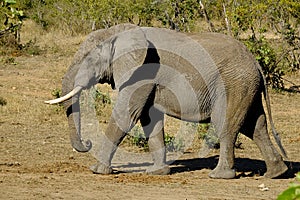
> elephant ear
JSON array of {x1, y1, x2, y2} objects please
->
[
  {"x1": 73, "y1": 25, "x2": 148, "y2": 89},
  {"x1": 63, "y1": 24, "x2": 141, "y2": 94},
  {"x1": 71, "y1": 24, "x2": 140, "y2": 67},
  {"x1": 108, "y1": 27, "x2": 149, "y2": 88}
]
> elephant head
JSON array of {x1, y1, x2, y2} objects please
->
[{"x1": 45, "y1": 24, "x2": 148, "y2": 152}]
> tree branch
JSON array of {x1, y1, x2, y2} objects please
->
[{"x1": 199, "y1": 0, "x2": 215, "y2": 32}]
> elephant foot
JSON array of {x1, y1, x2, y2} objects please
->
[
  {"x1": 90, "y1": 162, "x2": 113, "y2": 174},
  {"x1": 146, "y1": 165, "x2": 170, "y2": 175},
  {"x1": 264, "y1": 161, "x2": 288, "y2": 178},
  {"x1": 209, "y1": 167, "x2": 236, "y2": 179}
]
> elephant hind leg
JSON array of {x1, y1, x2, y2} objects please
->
[
  {"x1": 208, "y1": 113, "x2": 242, "y2": 179},
  {"x1": 140, "y1": 106, "x2": 170, "y2": 175},
  {"x1": 240, "y1": 102, "x2": 287, "y2": 178},
  {"x1": 208, "y1": 122, "x2": 239, "y2": 179},
  {"x1": 208, "y1": 94, "x2": 254, "y2": 179}
]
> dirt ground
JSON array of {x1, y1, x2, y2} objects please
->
[{"x1": 1, "y1": 22, "x2": 300, "y2": 200}]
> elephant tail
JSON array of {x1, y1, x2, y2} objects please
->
[{"x1": 259, "y1": 67, "x2": 288, "y2": 159}]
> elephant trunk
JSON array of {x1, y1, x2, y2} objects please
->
[
  {"x1": 61, "y1": 74, "x2": 92, "y2": 152},
  {"x1": 63, "y1": 97, "x2": 92, "y2": 152}
]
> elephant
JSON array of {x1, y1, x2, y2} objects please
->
[{"x1": 45, "y1": 24, "x2": 288, "y2": 179}]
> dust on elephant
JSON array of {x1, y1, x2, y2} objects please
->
[{"x1": 45, "y1": 24, "x2": 288, "y2": 179}]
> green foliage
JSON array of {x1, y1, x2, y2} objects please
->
[
  {"x1": 0, "y1": 0, "x2": 42, "y2": 58},
  {"x1": 0, "y1": 0, "x2": 25, "y2": 43},
  {"x1": 94, "y1": 89, "x2": 111, "y2": 105},
  {"x1": 127, "y1": 125, "x2": 149, "y2": 151},
  {"x1": 8, "y1": 0, "x2": 300, "y2": 88},
  {"x1": 244, "y1": 36, "x2": 285, "y2": 89},
  {"x1": 126, "y1": 126, "x2": 185, "y2": 152},
  {"x1": 219, "y1": 0, "x2": 300, "y2": 88},
  {"x1": 280, "y1": 23, "x2": 300, "y2": 72},
  {"x1": 50, "y1": 88, "x2": 64, "y2": 113},
  {"x1": 51, "y1": 88, "x2": 61, "y2": 99},
  {"x1": 160, "y1": 0, "x2": 201, "y2": 31},
  {"x1": 0, "y1": 56, "x2": 16, "y2": 64},
  {"x1": 277, "y1": 172, "x2": 300, "y2": 200},
  {"x1": 196, "y1": 123, "x2": 210, "y2": 139},
  {"x1": 94, "y1": 88, "x2": 112, "y2": 117},
  {"x1": 0, "y1": 0, "x2": 25, "y2": 31},
  {"x1": 164, "y1": 134, "x2": 185, "y2": 152},
  {"x1": 196, "y1": 123, "x2": 220, "y2": 149},
  {"x1": 16, "y1": 0, "x2": 202, "y2": 33}
]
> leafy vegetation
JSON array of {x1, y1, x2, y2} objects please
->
[
  {"x1": 244, "y1": 36, "x2": 285, "y2": 89},
  {"x1": 94, "y1": 89, "x2": 112, "y2": 118},
  {"x1": 127, "y1": 125, "x2": 149, "y2": 151},
  {"x1": 0, "y1": 0, "x2": 24, "y2": 55},
  {"x1": 196, "y1": 123, "x2": 220, "y2": 149},
  {"x1": 2, "y1": 0, "x2": 297, "y2": 88},
  {"x1": 0, "y1": 0, "x2": 25, "y2": 40},
  {"x1": 164, "y1": 133, "x2": 185, "y2": 152},
  {"x1": 277, "y1": 172, "x2": 300, "y2": 200},
  {"x1": 126, "y1": 125, "x2": 185, "y2": 152},
  {"x1": 0, "y1": 0, "x2": 42, "y2": 58}
]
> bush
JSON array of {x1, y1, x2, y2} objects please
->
[
  {"x1": 7, "y1": 0, "x2": 300, "y2": 89},
  {"x1": 244, "y1": 35, "x2": 285, "y2": 89},
  {"x1": 164, "y1": 134, "x2": 185, "y2": 152},
  {"x1": 0, "y1": 0, "x2": 25, "y2": 47},
  {"x1": 196, "y1": 123, "x2": 220, "y2": 149},
  {"x1": 94, "y1": 89, "x2": 112, "y2": 118},
  {"x1": 126, "y1": 126, "x2": 185, "y2": 152},
  {"x1": 277, "y1": 172, "x2": 300, "y2": 200},
  {"x1": 127, "y1": 125, "x2": 149, "y2": 151}
]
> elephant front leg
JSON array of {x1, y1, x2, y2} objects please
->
[
  {"x1": 90, "y1": 117, "x2": 127, "y2": 174},
  {"x1": 140, "y1": 107, "x2": 170, "y2": 175},
  {"x1": 91, "y1": 84, "x2": 158, "y2": 174}
]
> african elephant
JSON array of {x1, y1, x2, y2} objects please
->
[{"x1": 45, "y1": 24, "x2": 288, "y2": 179}]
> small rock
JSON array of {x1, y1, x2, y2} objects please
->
[{"x1": 258, "y1": 183, "x2": 269, "y2": 191}]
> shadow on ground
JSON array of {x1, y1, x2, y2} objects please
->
[
  {"x1": 170, "y1": 156, "x2": 300, "y2": 178},
  {"x1": 115, "y1": 156, "x2": 300, "y2": 179}
]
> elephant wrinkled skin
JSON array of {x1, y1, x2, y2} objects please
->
[{"x1": 45, "y1": 24, "x2": 288, "y2": 179}]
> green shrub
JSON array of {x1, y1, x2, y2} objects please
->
[
  {"x1": 94, "y1": 89, "x2": 111, "y2": 105},
  {"x1": 127, "y1": 125, "x2": 149, "y2": 151},
  {"x1": 196, "y1": 123, "x2": 220, "y2": 149},
  {"x1": 164, "y1": 134, "x2": 185, "y2": 152},
  {"x1": 51, "y1": 88, "x2": 61, "y2": 99},
  {"x1": 94, "y1": 89, "x2": 112, "y2": 118},
  {"x1": 126, "y1": 126, "x2": 185, "y2": 152},
  {"x1": 277, "y1": 172, "x2": 300, "y2": 200},
  {"x1": 12, "y1": 0, "x2": 300, "y2": 90},
  {"x1": 0, "y1": 0, "x2": 25, "y2": 51},
  {"x1": 244, "y1": 36, "x2": 285, "y2": 89}
]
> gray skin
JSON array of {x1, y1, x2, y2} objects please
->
[{"x1": 55, "y1": 24, "x2": 287, "y2": 179}]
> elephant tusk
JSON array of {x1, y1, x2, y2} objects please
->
[{"x1": 44, "y1": 86, "x2": 82, "y2": 105}]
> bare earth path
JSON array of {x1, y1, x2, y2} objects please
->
[{"x1": 1, "y1": 30, "x2": 300, "y2": 199}]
